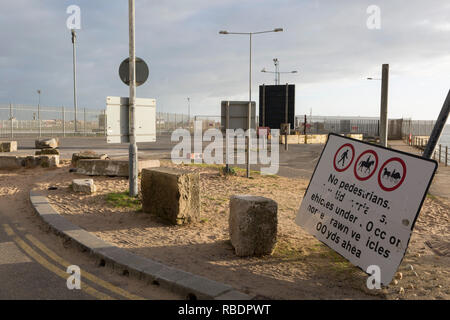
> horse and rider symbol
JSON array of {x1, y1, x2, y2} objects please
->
[
  {"x1": 333, "y1": 144, "x2": 406, "y2": 191},
  {"x1": 353, "y1": 149, "x2": 378, "y2": 181}
]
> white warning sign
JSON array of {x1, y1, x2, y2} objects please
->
[{"x1": 295, "y1": 133, "x2": 437, "y2": 285}]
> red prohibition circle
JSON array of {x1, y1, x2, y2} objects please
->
[
  {"x1": 378, "y1": 157, "x2": 407, "y2": 192},
  {"x1": 354, "y1": 150, "x2": 379, "y2": 181},
  {"x1": 333, "y1": 143, "x2": 355, "y2": 172}
]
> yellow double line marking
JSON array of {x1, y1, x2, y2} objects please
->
[{"x1": 3, "y1": 224, "x2": 145, "y2": 300}]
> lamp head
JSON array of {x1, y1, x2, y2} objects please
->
[
  {"x1": 273, "y1": 28, "x2": 283, "y2": 32},
  {"x1": 219, "y1": 30, "x2": 228, "y2": 34}
]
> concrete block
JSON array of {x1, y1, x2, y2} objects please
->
[
  {"x1": 35, "y1": 138, "x2": 59, "y2": 149},
  {"x1": 36, "y1": 149, "x2": 60, "y2": 155},
  {"x1": 141, "y1": 167, "x2": 200, "y2": 225},
  {"x1": 346, "y1": 134, "x2": 363, "y2": 141},
  {"x1": 72, "y1": 179, "x2": 96, "y2": 194},
  {"x1": 71, "y1": 151, "x2": 108, "y2": 167},
  {"x1": 229, "y1": 195, "x2": 278, "y2": 257},
  {"x1": 0, "y1": 156, "x2": 22, "y2": 169},
  {"x1": 280, "y1": 135, "x2": 299, "y2": 144},
  {"x1": 0, "y1": 141, "x2": 17, "y2": 152},
  {"x1": 0, "y1": 155, "x2": 59, "y2": 169},
  {"x1": 76, "y1": 159, "x2": 160, "y2": 177}
]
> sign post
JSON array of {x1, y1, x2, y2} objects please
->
[{"x1": 295, "y1": 133, "x2": 437, "y2": 285}]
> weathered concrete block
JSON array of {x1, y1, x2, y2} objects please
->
[
  {"x1": 72, "y1": 179, "x2": 96, "y2": 194},
  {"x1": 71, "y1": 151, "x2": 108, "y2": 167},
  {"x1": 24, "y1": 155, "x2": 59, "y2": 168},
  {"x1": 39, "y1": 155, "x2": 60, "y2": 168},
  {"x1": 141, "y1": 167, "x2": 200, "y2": 225},
  {"x1": 0, "y1": 155, "x2": 59, "y2": 169},
  {"x1": 36, "y1": 149, "x2": 60, "y2": 155},
  {"x1": 229, "y1": 195, "x2": 278, "y2": 257},
  {"x1": 35, "y1": 138, "x2": 59, "y2": 149},
  {"x1": 0, "y1": 156, "x2": 22, "y2": 169},
  {"x1": 76, "y1": 159, "x2": 160, "y2": 177},
  {"x1": 0, "y1": 141, "x2": 17, "y2": 152}
]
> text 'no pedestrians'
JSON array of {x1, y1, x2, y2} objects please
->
[{"x1": 295, "y1": 133, "x2": 437, "y2": 285}]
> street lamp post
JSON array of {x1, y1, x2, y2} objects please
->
[
  {"x1": 219, "y1": 28, "x2": 283, "y2": 178},
  {"x1": 71, "y1": 29, "x2": 78, "y2": 134}
]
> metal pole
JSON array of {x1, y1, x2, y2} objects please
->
[
  {"x1": 423, "y1": 89, "x2": 450, "y2": 159},
  {"x1": 445, "y1": 146, "x2": 448, "y2": 166},
  {"x1": 10, "y1": 103, "x2": 13, "y2": 138},
  {"x1": 380, "y1": 64, "x2": 389, "y2": 147},
  {"x1": 262, "y1": 84, "x2": 266, "y2": 127},
  {"x1": 439, "y1": 144, "x2": 442, "y2": 163},
  {"x1": 128, "y1": 0, "x2": 138, "y2": 197},
  {"x1": 247, "y1": 33, "x2": 252, "y2": 178},
  {"x1": 62, "y1": 106, "x2": 66, "y2": 137},
  {"x1": 72, "y1": 30, "x2": 78, "y2": 133},
  {"x1": 103, "y1": 109, "x2": 107, "y2": 137},
  {"x1": 38, "y1": 91, "x2": 41, "y2": 138},
  {"x1": 226, "y1": 101, "x2": 230, "y2": 173},
  {"x1": 285, "y1": 83, "x2": 288, "y2": 151},
  {"x1": 84, "y1": 108, "x2": 86, "y2": 136},
  {"x1": 187, "y1": 97, "x2": 190, "y2": 131}
]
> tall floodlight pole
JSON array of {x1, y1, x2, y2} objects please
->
[
  {"x1": 274, "y1": 58, "x2": 279, "y2": 84},
  {"x1": 37, "y1": 89, "x2": 41, "y2": 137},
  {"x1": 219, "y1": 28, "x2": 283, "y2": 178},
  {"x1": 187, "y1": 97, "x2": 190, "y2": 130},
  {"x1": 261, "y1": 59, "x2": 297, "y2": 85},
  {"x1": 128, "y1": 0, "x2": 138, "y2": 196},
  {"x1": 71, "y1": 29, "x2": 78, "y2": 133}
]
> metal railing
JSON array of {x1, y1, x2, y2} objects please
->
[{"x1": 408, "y1": 135, "x2": 449, "y2": 166}]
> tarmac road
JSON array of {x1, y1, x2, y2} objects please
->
[
  {"x1": 7, "y1": 134, "x2": 325, "y2": 180},
  {"x1": 0, "y1": 168, "x2": 181, "y2": 300}
]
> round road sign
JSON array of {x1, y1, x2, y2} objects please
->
[{"x1": 119, "y1": 57, "x2": 149, "y2": 86}]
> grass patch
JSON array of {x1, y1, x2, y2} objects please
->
[
  {"x1": 105, "y1": 192, "x2": 142, "y2": 211},
  {"x1": 426, "y1": 193, "x2": 437, "y2": 200}
]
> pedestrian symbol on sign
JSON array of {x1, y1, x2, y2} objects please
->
[{"x1": 333, "y1": 143, "x2": 355, "y2": 172}]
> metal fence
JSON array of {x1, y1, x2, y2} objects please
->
[
  {"x1": 0, "y1": 104, "x2": 106, "y2": 138},
  {"x1": 0, "y1": 104, "x2": 199, "y2": 138},
  {"x1": 295, "y1": 115, "x2": 380, "y2": 136},
  {"x1": 401, "y1": 119, "x2": 436, "y2": 138}
]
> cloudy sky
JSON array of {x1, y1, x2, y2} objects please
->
[{"x1": 1, "y1": 0, "x2": 450, "y2": 121}]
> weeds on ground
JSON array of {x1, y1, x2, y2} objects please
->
[{"x1": 105, "y1": 192, "x2": 142, "y2": 211}]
